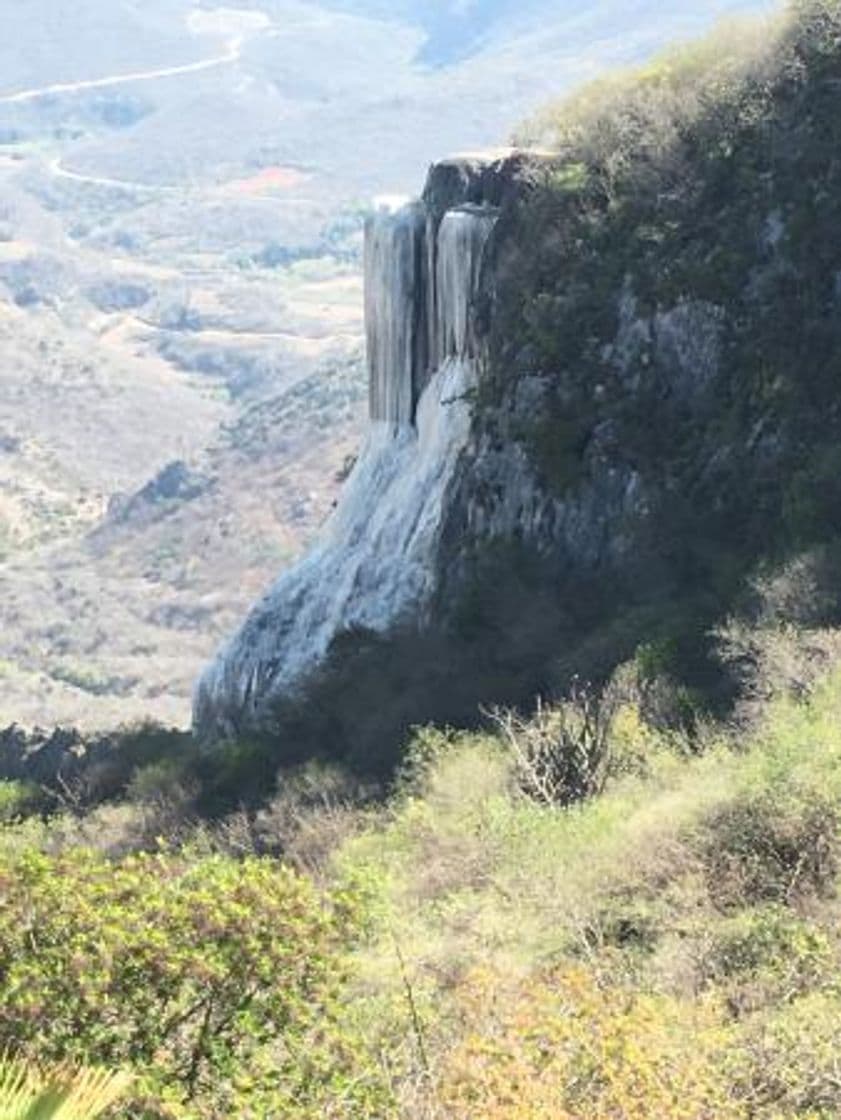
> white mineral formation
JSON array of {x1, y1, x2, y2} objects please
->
[{"x1": 194, "y1": 194, "x2": 497, "y2": 739}]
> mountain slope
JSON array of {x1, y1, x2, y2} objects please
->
[
  {"x1": 0, "y1": 0, "x2": 779, "y2": 730},
  {"x1": 0, "y1": 0, "x2": 205, "y2": 93},
  {"x1": 196, "y1": 0, "x2": 841, "y2": 771}
]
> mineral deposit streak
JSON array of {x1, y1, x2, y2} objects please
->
[{"x1": 194, "y1": 192, "x2": 497, "y2": 738}]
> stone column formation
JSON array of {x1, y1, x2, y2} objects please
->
[
  {"x1": 366, "y1": 201, "x2": 497, "y2": 425},
  {"x1": 193, "y1": 172, "x2": 498, "y2": 741}
]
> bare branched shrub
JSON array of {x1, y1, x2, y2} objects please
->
[
  {"x1": 489, "y1": 680, "x2": 622, "y2": 808},
  {"x1": 716, "y1": 620, "x2": 841, "y2": 724},
  {"x1": 254, "y1": 763, "x2": 373, "y2": 877}
]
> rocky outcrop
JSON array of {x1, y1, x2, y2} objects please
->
[
  {"x1": 192, "y1": 23, "x2": 841, "y2": 764},
  {"x1": 107, "y1": 460, "x2": 209, "y2": 525},
  {"x1": 190, "y1": 134, "x2": 766, "y2": 746},
  {"x1": 194, "y1": 154, "x2": 536, "y2": 740},
  {"x1": 192, "y1": 138, "x2": 823, "y2": 749},
  {"x1": 193, "y1": 148, "x2": 730, "y2": 744}
]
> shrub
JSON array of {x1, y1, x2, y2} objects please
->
[
  {"x1": 700, "y1": 907, "x2": 834, "y2": 1015},
  {"x1": 385, "y1": 728, "x2": 515, "y2": 905},
  {"x1": 123, "y1": 758, "x2": 201, "y2": 848},
  {"x1": 0, "y1": 781, "x2": 40, "y2": 823},
  {"x1": 613, "y1": 646, "x2": 708, "y2": 736},
  {"x1": 125, "y1": 758, "x2": 197, "y2": 809},
  {"x1": 715, "y1": 619, "x2": 841, "y2": 718},
  {"x1": 515, "y1": 10, "x2": 781, "y2": 203},
  {"x1": 582, "y1": 896, "x2": 662, "y2": 957},
  {"x1": 192, "y1": 736, "x2": 282, "y2": 816},
  {"x1": 489, "y1": 681, "x2": 622, "y2": 807},
  {"x1": 42, "y1": 803, "x2": 156, "y2": 860},
  {"x1": 700, "y1": 789, "x2": 840, "y2": 910},
  {"x1": 730, "y1": 992, "x2": 841, "y2": 1117},
  {"x1": 745, "y1": 549, "x2": 841, "y2": 629},
  {"x1": 0, "y1": 848, "x2": 385, "y2": 1118},
  {"x1": 253, "y1": 762, "x2": 372, "y2": 877},
  {"x1": 436, "y1": 966, "x2": 736, "y2": 1119},
  {"x1": 32, "y1": 723, "x2": 195, "y2": 816}
]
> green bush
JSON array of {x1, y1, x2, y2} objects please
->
[
  {"x1": 731, "y1": 992, "x2": 841, "y2": 1117},
  {"x1": 701, "y1": 907, "x2": 834, "y2": 1014},
  {"x1": 0, "y1": 781, "x2": 41, "y2": 823},
  {"x1": 0, "y1": 849, "x2": 386, "y2": 1118}
]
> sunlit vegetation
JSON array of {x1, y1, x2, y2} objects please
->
[
  {"x1": 4, "y1": 599, "x2": 841, "y2": 1115},
  {"x1": 7, "y1": 1, "x2": 841, "y2": 1116},
  {"x1": 0, "y1": 1056, "x2": 130, "y2": 1119},
  {"x1": 0, "y1": 847, "x2": 385, "y2": 1117}
]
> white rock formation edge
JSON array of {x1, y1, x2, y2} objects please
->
[{"x1": 193, "y1": 197, "x2": 497, "y2": 738}]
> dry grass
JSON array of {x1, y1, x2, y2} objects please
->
[
  {"x1": 332, "y1": 658, "x2": 841, "y2": 1117},
  {"x1": 516, "y1": 9, "x2": 785, "y2": 162}
]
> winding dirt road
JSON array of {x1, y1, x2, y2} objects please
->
[
  {"x1": 46, "y1": 156, "x2": 183, "y2": 194},
  {"x1": 45, "y1": 154, "x2": 317, "y2": 202},
  {"x1": 2, "y1": 25, "x2": 286, "y2": 197},
  {"x1": 0, "y1": 37, "x2": 243, "y2": 105}
]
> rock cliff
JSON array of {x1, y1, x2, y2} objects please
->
[
  {"x1": 194, "y1": 154, "x2": 533, "y2": 740},
  {"x1": 196, "y1": 14, "x2": 841, "y2": 759}
]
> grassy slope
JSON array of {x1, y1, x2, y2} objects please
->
[
  {"x1": 335, "y1": 667, "x2": 841, "y2": 1116},
  {"x1": 3, "y1": 648, "x2": 840, "y2": 1116}
]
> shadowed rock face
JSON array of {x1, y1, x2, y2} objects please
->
[
  {"x1": 191, "y1": 149, "x2": 743, "y2": 750},
  {"x1": 106, "y1": 460, "x2": 209, "y2": 525},
  {"x1": 193, "y1": 155, "x2": 526, "y2": 742}
]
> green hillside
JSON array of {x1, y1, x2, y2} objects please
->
[{"x1": 3, "y1": 613, "x2": 841, "y2": 1116}]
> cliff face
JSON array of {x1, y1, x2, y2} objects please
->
[
  {"x1": 193, "y1": 148, "x2": 705, "y2": 747},
  {"x1": 196, "y1": 10, "x2": 841, "y2": 756},
  {"x1": 194, "y1": 155, "x2": 525, "y2": 740}
]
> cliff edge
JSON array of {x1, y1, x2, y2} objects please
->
[
  {"x1": 194, "y1": 153, "x2": 543, "y2": 741},
  {"x1": 196, "y1": 8, "x2": 841, "y2": 764}
]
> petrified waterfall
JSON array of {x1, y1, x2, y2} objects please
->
[
  {"x1": 193, "y1": 187, "x2": 498, "y2": 740},
  {"x1": 365, "y1": 201, "x2": 497, "y2": 424},
  {"x1": 365, "y1": 202, "x2": 425, "y2": 425}
]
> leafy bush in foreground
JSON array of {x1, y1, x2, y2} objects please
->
[
  {"x1": 437, "y1": 966, "x2": 736, "y2": 1119},
  {"x1": 0, "y1": 850, "x2": 385, "y2": 1118}
]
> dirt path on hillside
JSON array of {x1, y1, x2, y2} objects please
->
[{"x1": 0, "y1": 36, "x2": 243, "y2": 105}]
